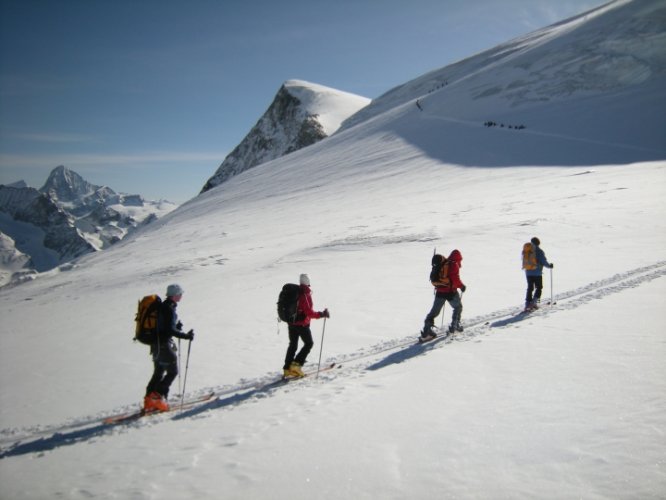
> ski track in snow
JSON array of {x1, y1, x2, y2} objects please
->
[{"x1": 2, "y1": 260, "x2": 665, "y2": 458}]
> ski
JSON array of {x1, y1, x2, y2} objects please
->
[
  {"x1": 417, "y1": 325, "x2": 459, "y2": 344},
  {"x1": 103, "y1": 364, "x2": 340, "y2": 425},
  {"x1": 417, "y1": 332, "x2": 451, "y2": 344},
  {"x1": 103, "y1": 392, "x2": 216, "y2": 425}
]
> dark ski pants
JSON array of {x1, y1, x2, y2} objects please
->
[
  {"x1": 284, "y1": 325, "x2": 314, "y2": 369},
  {"x1": 525, "y1": 275, "x2": 543, "y2": 306},
  {"x1": 424, "y1": 291, "x2": 462, "y2": 333},
  {"x1": 146, "y1": 342, "x2": 178, "y2": 398}
]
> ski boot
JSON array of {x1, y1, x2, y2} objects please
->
[
  {"x1": 448, "y1": 322, "x2": 463, "y2": 334},
  {"x1": 143, "y1": 391, "x2": 169, "y2": 412},
  {"x1": 419, "y1": 326, "x2": 437, "y2": 343},
  {"x1": 524, "y1": 300, "x2": 539, "y2": 312},
  {"x1": 286, "y1": 362, "x2": 305, "y2": 378}
]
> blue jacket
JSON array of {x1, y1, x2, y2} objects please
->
[{"x1": 525, "y1": 245, "x2": 552, "y2": 277}]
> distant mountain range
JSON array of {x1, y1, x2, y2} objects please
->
[
  {"x1": 0, "y1": 166, "x2": 176, "y2": 287},
  {"x1": 201, "y1": 79, "x2": 369, "y2": 193}
]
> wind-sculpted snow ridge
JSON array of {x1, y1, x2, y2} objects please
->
[
  {"x1": 2, "y1": 261, "x2": 665, "y2": 458},
  {"x1": 316, "y1": 232, "x2": 438, "y2": 249}
]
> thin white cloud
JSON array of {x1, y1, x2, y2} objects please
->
[
  {"x1": 0, "y1": 151, "x2": 227, "y2": 169},
  {"x1": 11, "y1": 132, "x2": 100, "y2": 144},
  {"x1": 493, "y1": 1, "x2": 603, "y2": 36},
  {"x1": 0, "y1": 74, "x2": 80, "y2": 98}
]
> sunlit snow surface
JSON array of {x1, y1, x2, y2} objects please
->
[{"x1": 1, "y1": 1, "x2": 665, "y2": 498}]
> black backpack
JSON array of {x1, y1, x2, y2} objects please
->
[
  {"x1": 429, "y1": 254, "x2": 451, "y2": 287},
  {"x1": 277, "y1": 283, "x2": 302, "y2": 323}
]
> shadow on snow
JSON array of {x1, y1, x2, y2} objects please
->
[
  {"x1": 0, "y1": 423, "x2": 115, "y2": 459},
  {"x1": 172, "y1": 381, "x2": 288, "y2": 421},
  {"x1": 489, "y1": 311, "x2": 534, "y2": 328},
  {"x1": 366, "y1": 335, "x2": 451, "y2": 371},
  {"x1": 0, "y1": 380, "x2": 293, "y2": 459}
]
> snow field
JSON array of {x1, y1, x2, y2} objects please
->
[
  {"x1": 2, "y1": 1, "x2": 666, "y2": 496},
  {"x1": 1, "y1": 270, "x2": 663, "y2": 500}
]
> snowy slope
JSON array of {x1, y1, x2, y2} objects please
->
[
  {"x1": 0, "y1": 230, "x2": 33, "y2": 286},
  {"x1": 1, "y1": 1, "x2": 665, "y2": 498},
  {"x1": 341, "y1": 0, "x2": 666, "y2": 160}
]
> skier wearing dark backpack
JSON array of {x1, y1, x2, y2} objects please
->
[
  {"x1": 421, "y1": 250, "x2": 466, "y2": 341},
  {"x1": 283, "y1": 274, "x2": 329, "y2": 378},
  {"x1": 144, "y1": 283, "x2": 194, "y2": 412}
]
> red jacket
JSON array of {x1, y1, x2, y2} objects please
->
[
  {"x1": 293, "y1": 285, "x2": 323, "y2": 327},
  {"x1": 435, "y1": 249, "x2": 464, "y2": 294}
]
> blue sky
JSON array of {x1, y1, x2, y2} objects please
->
[{"x1": 0, "y1": 0, "x2": 605, "y2": 203}]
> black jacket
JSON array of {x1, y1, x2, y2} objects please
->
[{"x1": 156, "y1": 298, "x2": 190, "y2": 345}]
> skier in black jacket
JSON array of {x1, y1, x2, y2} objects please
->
[{"x1": 144, "y1": 284, "x2": 194, "y2": 412}]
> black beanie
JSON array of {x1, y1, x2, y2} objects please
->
[{"x1": 531, "y1": 237, "x2": 541, "y2": 246}]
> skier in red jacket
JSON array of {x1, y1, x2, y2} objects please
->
[
  {"x1": 421, "y1": 249, "x2": 466, "y2": 341},
  {"x1": 283, "y1": 274, "x2": 329, "y2": 377}
]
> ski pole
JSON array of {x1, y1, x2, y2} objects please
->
[
  {"x1": 440, "y1": 300, "x2": 446, "y2": 331},
  {"x1": 550, "y1": 267, "x2": 554, "y2": 305},
  {"x1": 180, "y1": 338, "x2": 192, "y2": 410},
  {"x1": 316, "y1": 317, "x2": 327, "y2": 379},
  {"x1": 459, "y1": 289, "x2": 465, "y2": 328},
  {"x1": 177, "y1": 338, "x2": 182, "y2": 396}
]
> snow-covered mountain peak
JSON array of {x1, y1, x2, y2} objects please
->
[
  {"x1": 6, "y1": 180, "x2": 28, "y2": 189},
  {"x1": 200, "y1": 80, "x2": 369, "y2": 193},
  {"x1": 282, "y1": 79, "x2": 371, "y2": 134},
  {"x1": 40, "y1": 165, "x2": 98, "y2": 203},
  {"x1": 0, "y1": 166, "x2": 176, "y2": 287}
]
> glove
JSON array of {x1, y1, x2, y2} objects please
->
[
  {"x1": 186, "y1": 329, "x2": 194, "y2": 341},
  {"x1": 550, "y1": 263, "x2": 555, "y2": 269},
  {"x1": 320, "y1": 309, "x2": 330, "y2": 318},
  {"x1": 460, "y1": 284, "x2": 467, "y2": 293},
  {"x1": 176, "y1": 321, "x2": 183, "y2": 330}
]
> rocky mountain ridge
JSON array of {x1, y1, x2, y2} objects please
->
[
  {"x1": 201, "y1": 80, "x2": 369, "y2": 193},
  {"x1": 0, "y1": 166, "x2": 176, "y2": 287}
]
